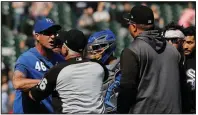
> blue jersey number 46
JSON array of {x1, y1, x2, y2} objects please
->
[{"x1": 35, "y1": 61, "x2": 47, "y2": 71}]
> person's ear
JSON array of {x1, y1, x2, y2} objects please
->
[
  {"x1": 35, "y1": 34, "x2": 40, "y2": 41},
  {"x1": 132, "y1": 24, "x2": 137, "y2": 32},
  {"x1": 128, "y1": 24, "x2": 133, "y2": 31},
  {"x1": 64, "y1": 45, "x2": 69, "y2": 52},
  {"x1": 129, "y1": 24, "x2": 137, "y2": 32}
]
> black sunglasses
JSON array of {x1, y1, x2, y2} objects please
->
[
  {"x1": 39, "y1": 31, "x2": 58, "y2": 36},
  {"x1": 38, "y1": 28, "x2": 59, "y2": 36}
]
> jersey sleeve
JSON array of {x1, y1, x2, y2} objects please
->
[
  {"x1": 117, "y1": 48, "x2": 139, "y2": 113},
  {"x1": 30, "y1": 65, "x2": 61, "y2": 101},
  {"x1": 14, "y1": 55, "x2": 29, "y2": 77}
]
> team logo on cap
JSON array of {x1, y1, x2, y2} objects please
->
[
  {"x1": 131, "y1": 15, "x2": 133, "y2": 19},
  {"x1": 148, "y1": 20, "x2": 152, "y2": 23},
  {"x1": 46, "y1": 18, "x2": 53, "y2": 23}
]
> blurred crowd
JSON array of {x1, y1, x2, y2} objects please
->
[{"x1": 1, "y1": 2, "x2": 195, "y2": 113}]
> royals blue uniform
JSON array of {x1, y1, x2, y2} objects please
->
[
  {"x1": 13, "y1": 47, "x2": 65, "y2": 113},
  {"x1": 103, "y1": 58, "x2": 121, "y2": 113}
]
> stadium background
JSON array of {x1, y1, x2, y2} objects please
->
[{"x1": 1, "y1": 1, "x2": 195, "y2": 113}]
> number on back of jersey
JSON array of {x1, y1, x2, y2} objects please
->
[{"x1": 35, "y1": 61, "x2": 47, "y2": 71}]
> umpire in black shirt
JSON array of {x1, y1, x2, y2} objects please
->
[{"x1": 117, "y1": 5, "x2": 182, "y2": 113}]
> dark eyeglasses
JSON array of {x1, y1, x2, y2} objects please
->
[{"x1": 38, "y1": 31, "x2": 58, "y2": 36}]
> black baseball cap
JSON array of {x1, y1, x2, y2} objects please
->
[
  {"x1": 123, "y1": 5, "x2": 154, "y2": 25},
  {"x1": 56, "y1": 29, "x2": 87, "y2": 53}
]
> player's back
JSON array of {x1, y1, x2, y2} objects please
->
[
  {"x1": 128, "y1": 34, "x2": 181, "y2": 113},
  {"x1": 52, "y1": 57, "x2": 105, "y2": 113}
]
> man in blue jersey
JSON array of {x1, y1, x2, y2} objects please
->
[{"x1": 12, "y1": 17, "x2": 65, "y2": 113}]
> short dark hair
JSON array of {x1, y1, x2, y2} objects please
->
[
  {"x1": 184, "y1": 26, "x2": 196, "y2": 37},
  {"x1": 163, "y1": 21, "x2": 184, "y2": 34},
  {"x1": 136, "y1": 24, "x2": 154, "y2": 31}
]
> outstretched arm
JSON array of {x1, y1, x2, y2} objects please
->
[{"x1": 12, "y1": 70, "x2": 40, "y2": 92}]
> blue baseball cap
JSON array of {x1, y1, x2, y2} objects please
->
[{"x1": 34, "y1": 18, "x2": 61, "y2": 33}]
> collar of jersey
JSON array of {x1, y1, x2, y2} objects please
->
[{"x1": 29, "y1": 47, "x2": 54, "y2": 68}]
